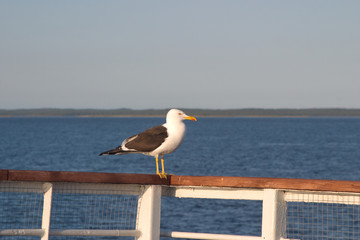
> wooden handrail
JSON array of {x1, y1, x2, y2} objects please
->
[
  {"x1": 0, "y1": 169, "x2": 169, "y2": 185},
  {"x1": 170, "y1": 175, "x2": 360, "y2": 193},
  {"x1": 1, "y1": 169, "x2": 360, "y2": 193}
]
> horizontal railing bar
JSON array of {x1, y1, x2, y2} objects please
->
[
  {"x1": 162, "y1": 186, "x2": 263, "y2": 200},
  {"x1": 2, "y1": 168, "x2": 360, "y2": 193},
  {"x1": 52, "y1": 182, "x2": 142, "y2": 195},
  {"x1": 0, "y1": 181, "x2": 45, "y2": 193},
  {"x1": 0, "y1": 181, "x2": 143, "y2": 195},
  {"x1": 4, "y1": 169, "x2": 169, "y2": 185},
  {"x1": 285, "y1": 191, "x2": 360, "y2": 205},
  {"x1": 0, "y1": 229, "x2": 44, "y2": 236},
  {"x1": 0, "y1": 229, "x2": 141, "y2": 237},
  {"x1": 160, "y1": 231, "x2": 262, "y2": 240},
  {"x1": 170, "y1": 175, "x2": 360, "y2": 193},
  {"x1": 50, "y1": 229, "x2": 141, "y2": 237}
]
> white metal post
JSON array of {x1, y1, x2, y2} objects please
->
[
  {"x1": 136, "y1": 185, "x2": 162, "y2": 240},
  {"x1": 261, "y1": 189, "x2": 286, "y2": 240},
  {"x1": 41, "y1": 183, "x2": 53, "y2": 240}
]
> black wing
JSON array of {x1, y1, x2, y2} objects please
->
[{"x1": 124, "y1": 125, "x2": 168, "y2": 152}]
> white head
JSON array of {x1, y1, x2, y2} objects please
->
[{"x1": 166, "y1": 109, "x2": 197, "y2": 123}]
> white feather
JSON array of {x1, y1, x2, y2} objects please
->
[{"x1": 149, "y1": 109, "x2": 188, "y2": 156}]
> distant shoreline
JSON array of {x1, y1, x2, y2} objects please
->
[{"x1": 1, "y1": 108, "x2": 360, "y2": 118}]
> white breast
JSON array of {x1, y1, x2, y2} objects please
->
[{"x1": 150, "y1": 122, "x2": 186, "y2": 156}]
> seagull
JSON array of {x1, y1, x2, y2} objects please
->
[{"x1": 99, "y1": 109, "x2": 197, "y2": 178}]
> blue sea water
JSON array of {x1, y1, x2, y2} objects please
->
[{"x1": 1, "y1": 117, "x2": 360, "y2": 237}]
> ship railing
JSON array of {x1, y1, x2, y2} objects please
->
[{"x1": 1, "y1": 169, "x2": 360, "y2": 240}]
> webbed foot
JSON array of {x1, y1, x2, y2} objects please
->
[{"x1": 157, "y1": 172, "x2": 170, "y2": 179}]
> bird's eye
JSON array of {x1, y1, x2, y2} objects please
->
[{"x1": 178, "y1": 113, "x2": 182, "y2": 115}]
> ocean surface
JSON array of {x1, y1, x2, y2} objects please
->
[{"x1": 1, "y1": 117, "x2": 360, "y2": 237}]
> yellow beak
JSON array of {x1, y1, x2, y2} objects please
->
[{"x1": 185, "y1": 115, "x2": 197, "y2": 121}]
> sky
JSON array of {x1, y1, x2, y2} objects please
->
[{"x1": 0, "y1": 1, "x2": 359, "y2": 110}]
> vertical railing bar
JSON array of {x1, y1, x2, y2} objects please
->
[
  {"x1": 262, "y1": 189, "x2": 287, "y2": 240},
  {"x1": 41, "y1": 183, "x2": 53, "y2": 240},
  {"x1": 136, "y1": 185, "x2": 162, "y2": 240}
]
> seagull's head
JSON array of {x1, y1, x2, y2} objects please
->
[{"x1": 167, "y1": 109, "x2": 197, "y2": 123}]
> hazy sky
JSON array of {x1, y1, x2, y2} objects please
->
[{"x1": 1, "y1": 1, "x2": 359, "y2": 109}]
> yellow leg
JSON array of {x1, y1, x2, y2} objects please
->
[
  {"x1": 155, "y1": 155, "x2": 160, "y2": 176},
  {"x1": 154, "y1": 155, "x2": 167, "y2": 179},
  {"x1": 155, "y1": 155, "x2": 166, "y2": 178},
  {"x1": 161, "y1": 155, "x2": 166, "y2": 175}
]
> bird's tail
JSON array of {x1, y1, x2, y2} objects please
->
[{"x1": 99, "y1": 146, "x2": 129, "y2": 156}]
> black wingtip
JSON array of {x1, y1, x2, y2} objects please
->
[
  {"x1": 99, "y1": 151, "x2": 110, "y2": 156},
  {"x1": 99, "y1": 147, "x2": 126, "y2": 156}
]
